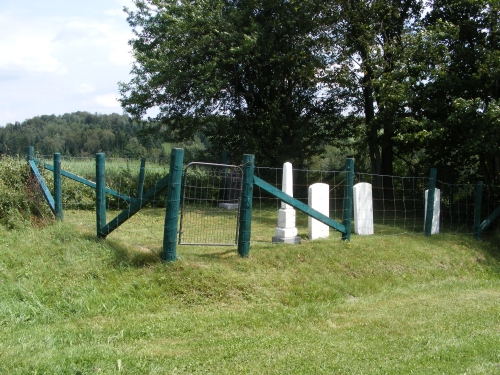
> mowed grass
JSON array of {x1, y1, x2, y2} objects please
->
[{"x1": 1, "y1": 207, "x2": 500, "y2": 374}]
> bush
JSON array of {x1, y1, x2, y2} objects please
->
[{"x1": 0, "y1": 157, "x2": 54, "y2": 229}]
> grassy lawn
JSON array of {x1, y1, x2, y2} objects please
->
[{"x1": 1, "y1": 208, "x2": 500, "y2": 374}]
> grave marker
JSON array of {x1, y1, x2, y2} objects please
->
[
  {"x1": 424, "y1": 188, "x2": 440, "y2": 234},
  {"x1": 353, "y1": 182, "x2": 374, "y2": 235},
  {"x1": 308, "y1": 183, "x2": 330, "y2": 240},
  {"x1": 272, "y1": 162, "x2": 301, "y2": 244}
]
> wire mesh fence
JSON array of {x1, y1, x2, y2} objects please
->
[
  {"x1": 254, "y1": 165, "x2": 500, "y2": 238},
  {"x1": 179, "y1": 162, "x2": 242, "y2": 245},
  {"x1": 28, "y1": 152, "x2": 500, "y2": 247}
]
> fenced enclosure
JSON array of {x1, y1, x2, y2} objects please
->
[
  {"x1": 179, "y1": 162, "x2": 242, "y2": 246},
  {"x1": 25, "y1": 146, "x2": 500, "y2": 261}
]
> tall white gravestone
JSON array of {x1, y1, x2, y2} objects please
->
[
  {"x1": 424, "y1": 188, "x2": 440, "y2": 234},
  {"x1": 353, "y1": 182, "x2": 374, "y2": 235},
  {"x1": 308, "y1": 183, "x2": 330, "y2": 240},
  {"x1": 272, "y1": 162, "x2": 301, "y2": 244}
]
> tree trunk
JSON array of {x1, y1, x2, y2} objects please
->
[{"x1": 362, "y1": 68, "x2": 385, "y2": 208}]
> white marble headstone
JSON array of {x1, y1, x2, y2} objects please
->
[
  {"x1": 308, "y1": 183, "x2": 330, "y2": 240},
  {"x1": 353, "y1": 182, "x2": 374, "y2": 235},
  {"x1": 424, "y1": 188, "x2": 440, "y2": 234},
  {"x1": 272, "y1": 162, "x2": 300, "y2": 244}
]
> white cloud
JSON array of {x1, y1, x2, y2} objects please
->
[
  {"x1": 53, "y1": 20, "x2": 133, "y2": 67},
  {"x1": 0, "y1": 1, "x2": 134, "y2": 125},
  {"x1": 0, "y1": 16, "x2": 66, "y2": 74},
  {"x1": 116, "y1": 0, "x2": 136, "y2": 9},
  {"x1": 95, "y1": 93, "x2": 120, "y2": 108},
  {"x1": 105, "y1": 0, "x2": 135, "y2": 17},
  {"x1": 109, "y1": 40, "x2": 133, "y2": 66},
  {"x1": 104, "y1": 9, "x2": 125, "y2": 17}
]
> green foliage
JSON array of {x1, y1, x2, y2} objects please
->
[
  {"x1": 332, "y1": 0, "x2": 424, "y2": 177},
  {"x1": 119, "y1": 0, "x2": 498, "y2": 183},
  {"x1": 121, "y1": 0, "x2": 351, "y2": 166},
  {"x1": 0, "y1": 157, "x2": 54, "y2": 229},
  {"x1": 412, "y1": 0, "x2": 500, "y2": 183},
  {"x1": 0, "y1": 112, "x2": 164, "y2": 159}
]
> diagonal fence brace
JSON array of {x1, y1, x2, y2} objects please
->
[
  {"x1": 480, "y1": 205, "x2": 500, "y2": 234},
  {"x1": 42, "y1": 162, "x2": 136, "y2": 204},
  {"x1": 253, "y1": 175, "x2": 346, "y2": 234},
  {"x1": 28, "y1": 160, "x2": 56, "y2": 214},
  {"x1": 99, "y1": 173, "x2": 170, "y2": 237}
]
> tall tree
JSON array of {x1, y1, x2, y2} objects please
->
[
  {"x1": 331, "y1": 0, "x2": 424, "y2": 196},
  {"x1": 120, "y1": 0, "x2": 351, "y2": 166}
]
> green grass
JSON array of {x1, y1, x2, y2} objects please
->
[{"x1": 1, "y1": 209, "x2": 500, "y2": 374}]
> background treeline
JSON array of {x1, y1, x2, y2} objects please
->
[{"x1": 0, "y1": 112, "x2": 167, "y2": 159}]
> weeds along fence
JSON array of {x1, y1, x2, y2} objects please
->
[{"x1": 0, "y1": 155, "x2": 55, "y2": 228}]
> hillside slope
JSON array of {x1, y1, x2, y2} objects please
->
[{"x1": 1, "y1": 218, "x2": 499, "y2": 374}]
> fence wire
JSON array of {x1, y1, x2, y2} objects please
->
[
  {"x1": 33, "y1": 153, "x2": 500, "y2": 246},
  {"x1": 253, "y1": 166, "x2": 500, "y2": 239},
  {"x1": 179, "y1": 163, "x2": 242, "y2": 246},
  {"x1": 38, "y1": 154, "x2": 170, "y2": 255}
]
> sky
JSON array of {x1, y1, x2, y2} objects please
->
[{"x1": 0, "y1": 0, "x2": 137, "y2": 126}]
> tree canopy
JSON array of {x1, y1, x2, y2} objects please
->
[
  {"x1": 120, "y1": 0, "x2": 352, "y2": 166},
  {"x1": 117, "y1": 0, "x2": 499, "y2": 183}
]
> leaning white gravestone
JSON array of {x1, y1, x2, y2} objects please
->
[
  {"x1": 353, "y1": 182, "x2": 374, "y2": 235},
  {"x1": 272, "y1": 162, "x2": 301, "y2": 244},
  {"x1": 308, "y1": 183, "x2": 330, "y2": 240},
  {"x1": 424, "y1": 188, "x2": 440, "y2": 234}
]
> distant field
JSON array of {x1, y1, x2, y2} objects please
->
[{"x1": 1, "y1": 207, "x2": 500, "y2": 374}]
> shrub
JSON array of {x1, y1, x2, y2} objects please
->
[{"x1": 0, "y1": 157, "x2": 54, "y2": 229}]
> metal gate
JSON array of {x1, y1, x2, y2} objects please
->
[{"x1": 178, "y1": 162, "x2": 242, "y2": 246}]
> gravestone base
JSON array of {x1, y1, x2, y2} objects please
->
[
  {"x1": 219, "y1": 203, "x2": 239, "y2": 210},
  {"x1": 272, "y1": 235, "x2": 301, "y2": 244}
]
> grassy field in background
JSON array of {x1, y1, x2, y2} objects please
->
[{"x1": 1, "y1": 207, "x2": 500, "y2": 374}]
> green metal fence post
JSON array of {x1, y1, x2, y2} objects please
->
[
  {"x1": 424, "y1": 168, "x2": 437, "y2": 236},
  {"x1": 342, "y1": 158, "x2": 354, "y2": 241},
  {"x1": 54, "y1": 153, "x2": 63, "y2": 221},
  {"x1": 238, "y1": 154, "x2": 255, "y2": 257},
  {"x1": 96, "y1": 153, "x2": 106, "y2": 238},
  {"x1": 137, "y1": 157, "x2": 146, "y2": 202},
  {"x1": 162, "y1": 148, "x2": 184, "y2": 262},
  {"x1": 27, "y1": 146, "x2": 34, "y2": 162},
  {"x1": 474, "y1": 181, "x2": 483, "y2": 240}
]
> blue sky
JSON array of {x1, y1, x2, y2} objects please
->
[{"x1": 0, "y1": 0, "x2": 136, "y2": 126}]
